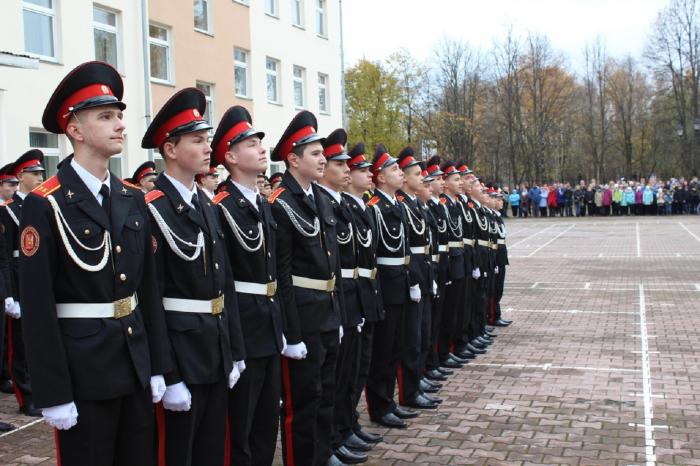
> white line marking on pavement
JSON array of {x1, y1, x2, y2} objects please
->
[
  {"x1": 530, "y1": 282, "x2": 539, "y2": 289},
  {"x1": 504, "y1": 308, "x2": 638, "y2": 315},
  {"x1": 469, "y1": 362, "x2": 638, "y2": 373},
  {"x1": 679, "y1": 221, "x2": 700, "y2": 242},
  {"x1": 628, "y1": 423, "x2": 668, "y2": 430},
  {"x1": 695, "y1": 284, "x2": 700, "y2": 291},
  {"x1": 584, "y1": 282, "x2": 591, "y2": 289},
  {"x1": 527, "y1": 224, "x2": 576, "y2": 257},
  {"x1": 507, "y1": 224, "x2": 556, "y2": 248},
  {"x1": 637, "y1": 284, "x2": 657, "y2": 466},
  {"x1": 0, "y1": 418, "x2": 44, "y2": 439},
  {"x1": 629, "y1": 392, "x2": 665, "y2": 399},
  {"x1": 636, "y1": 222, "x2": 642, "y2": 257}
]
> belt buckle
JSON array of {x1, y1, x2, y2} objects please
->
[
  {"x1": 114, "y1": 296, "x2": 132, "y2": 319},
  {"x1": 211, "y1": 295, "x2": 224, "y2": 315},
  {"x1": 424, "y1": 245, "x2": 430, "y2": 254},
  {"x1": 353, "y1": 268, "x2": 359, "y2": 279},
  {"x1": 266, "y1": 281, "x2": 277, "y2": 297},
  {"x1": 370, "y1": 268, "x2": 377, "y2": 280},
  {"x1": 404, "y1": 256, "x2": 411, "y2": 265},
  {"x1": 326, "y1": 277, "x2": 336, "y2": 293}
]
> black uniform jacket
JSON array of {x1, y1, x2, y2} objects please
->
[
  {"x1": 214, "y1": 178, "x2": 283, "y2": 359},
  {"x1": 397, "y1": 191, "x2": 432, "y2": 295},
  {"x1": 18, "y1": 158, "x2": 171, "y2": 408},
  {"x1": 147, "y1": 174, "x2": 243, "y2": 386},
  {"x1": 440, "y1": 194, "x2": 466, "y2": 280},
  {"x1": 270, "y1": 172, "x2": 343, "y2": 345},
  {"x1": 426, "y1": 198, "x2": 450, "y2": 286},
  {"x1": 0, "y1": 192, "x2": 25, "y2": 298}
]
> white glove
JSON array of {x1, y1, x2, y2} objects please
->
[
  {"x1": 356, "y1": 317, "x2": 365, "y2": 333},
  {"x1": 42, "y1": 402, "x2": 78, "y2": 430},
  {"x1": 432, "y1": 280, "x2": 438, "y2": 296},
  {"x1": 236, "y1": 360, "x2": 246, "y2": 374},
  {"x1": 150, "y1": 375, "x2": 166, "y2": 403},
  {"x1": 409, "y1": 284, "x2": 421, "y2": 303},
  {"x1": 472, "y1": 268, "x2": 481, "y2": 280},
  {"x1": 162, "y1": 382, "x2": 192, "y2": 412},
  {"x1": 282, "y1": 342, "x2": 308, "y2": 360},
  {"x1": 339, "y1": 326, "x2": 344, "y2": 343},
  {"x1": 228, "y1": 364, "x2": 241, "y2": 389},
  {"x1": 5, "y1": 298, "x2": 20, "y2": 319},
  {"x1": 281, "y1": 334, "x2": 288, "y2": 353},
  {"x1": 495, "y1": 266, "x2": 500, "y2": 274}
]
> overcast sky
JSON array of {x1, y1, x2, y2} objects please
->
[{"x1": 341, "y1": 0, "x2": 669, "y2": 71}]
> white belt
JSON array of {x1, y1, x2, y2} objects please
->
[
  {"x1": 463, "y1": 239, "x2": 475, "y2": 246},
  {"x1": 431, "y1": 254, "x2": 440, "y2": 262},
  {"x1": 292, "y1": 275, "x2": 336, "y2": 292},
  {"x1": 377, "y1": 256, "x2": 410, "y2": 266},
  {"x1": 497, "y1": 239, "x2": 505, "y2": 245},
  {"x1": 357, "y1": 267, "x2": 377, "y2": 279},
  {"x1": 448, "y1": 241, "x2": 463, "y2": 249},
  {"x1": 163, "y1": 296, "x2": 224, "y2": 315},
  {"x1": 234, "y1": 281, "x2": 277, "y2": 297},
  {"x1": 409, "y1": 245, "x2": 429, "y2": 255},
  {"x1": 12, "y1": 250, "x2": 19, "y2": 258},
  {"x1": 438, "y1": 245, "x2": 448, "y2": 252},
  {"x1": 56, "y1": 295, "x2": 137, "y2": 319},
  {"x1": 341, "y1": 268, "x2": 358, "y2": 279},
  {"x1": 477, "y1": 240, "x2": 490, "y2": 247}
]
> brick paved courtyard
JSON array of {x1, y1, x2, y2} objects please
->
[{"x1": 2, "y1": 215, "x2": 700, "y2": 465}]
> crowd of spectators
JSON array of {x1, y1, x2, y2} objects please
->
[{"x1": 502, "y1": 177, "x2": 700, "y2": 218}]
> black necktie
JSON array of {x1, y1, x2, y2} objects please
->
[
  {"x1": 99, "y1": 185, "x2": 111, "y2": 219},
  {"x1": 256, "y1": 194, "x2": 263, "y2": 211},
  {"x1": 191, "y1": 193, "x2": 201, "y2": 212}
]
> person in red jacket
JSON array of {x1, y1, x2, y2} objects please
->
[{"x1": 546, "y1": 187, "x2": 558, "y2": 217}]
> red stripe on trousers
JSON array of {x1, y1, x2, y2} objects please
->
[
  {"x1": 397, "y1": 365, "x2": 405, "y2": 405},
  {"x1": 224, "y1": 415, "x2": 231, "y2": 466},
  {"x1": 7, "y1": 317, "x2": 24, "y2": 407},
  {"x1": 280, "y1": 357, "x2": 295, "y2": 466},
  {"x1": 156, "y1": 402, "x2": 166, "y2": 466},
  {"x1": 54, "y1": 429, "x2": 62, "y2": 466}
]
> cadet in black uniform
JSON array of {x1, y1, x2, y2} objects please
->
[
  {"x1": 210, "y1": 105, "x2": 284, "y2": 466},
  {"x1": 141, "y1": 88, "x2": 244, "y2": 466},
  {"x1": 0, "y1": 150, "x2": 45, "y2": 417},
  {"x1": 491, "y1": 191, "x2": 512, "y2": 327},
  {"x1": 269, "y1": 111, "x2": 343, "y2": 466},
  {"x1": 395, "y1": 147, "x2": 437, "y2": 410},
  {"x1": 342, "y1": 144, "x2": 384, "y2": 447},
  {"x1": 365, "y1": 144, "x2": 415, "y2": 429},
  {"x1": 129, "y1": 161, "x2": 158, "y2": 193},
  {"x1": 0, "y1": 164, "x2": 18, "y2": 399},
  {"x1": 19, "y1": 61, "x2": 171, "y2": 466}
]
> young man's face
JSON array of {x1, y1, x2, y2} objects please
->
[
  {"x1": 163, "y1": 129, "x2": 211, "y2": 177},
  {"x1": 463, "y1": 174, "x2": 476, "y2": 195},
  {"x1": 67, "y1": 105, "x2": 125, "y2": 157},
  {"x1": 429, "y1": 177, "x2": 444, "y2": 196},
  {"x1": 228, "y1": 136, "x2": 268, "y2": 176},
  {"x1": 0, "y1": 182, "x2": 18, "y2": 199},
  {"x1": 444, "y1": 173, "x2": 460, "y2": 194},
  {"x1": 349, "y1": 167, "x2": 372, "y2": 192},
  {"x1": 377, "y1": 163, "x2": 404, "y2": 192},
  {"x1": 403, "y1": 165, "x2": 422, "y2": 193},
  {"x1": 201, "y1": 174, "x2": 219, "y2": 191},
  {"x1": 139, "y1": 175, "x2": 156, "y2": 193},
  {"x1": 289, "y1": 141, "x2": 326, "y2": 182},
  {"x1": 323, "y1": 159, "x2": 350, "y2": 191},
  {"x1": 417, "y1": 182, "x2": 431, "y2": 202},
  {"x1": 17, "y1": 170, "x2": 44, "y2": 192},
  {"x1": 256, "y1": 176, "x2": 266, "y2": 191}
]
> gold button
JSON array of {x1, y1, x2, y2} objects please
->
[
  {"x1": 120, "y1": 273, "x2": 126, "y2": 281},
  {"x1": 115, "y1": 245, "x2": 122, "y2": 253},
  {"x1": 269, "y1": 275, "x2": 273, "y2": 280},
  {"x1": 327, "y1": 251, "x2": 331, "y2": 256},
  {"x1": 270, "y1": 298, "x2": 274, "y2": 302},
  {"x1": 127, "y1": 326, "x2": 133, "y2": 335},
  {"x1": 84, "y1": 229, "x2": 90, "y2": 235},
  {"x1": 215, "y1": 263, "x2": 219, "y2": 270},
  {"x1": 135, "y1": 221, "x2": 139, "y2": 226}
]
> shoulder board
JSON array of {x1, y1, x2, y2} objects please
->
[
  {"x1": 268, "y1": 187, "x2": 285, "y2": 204},
  {"x1": 121, "y1": 179, "x2": 140, "y2": 190},
  {"x1": 439, "y1": 197, "x2": 447, "y2": 205},
  {"x1": 32, "y1": 176, "x2": 61, "y2": 198},
  {"x1": 366, "y1": 195, "x2": 380, "y2": 207},
  {"x1": 468, "y1": 202, "x2": 474, "y2": 208},
  {"x1": 212, "y1": 191, "x2": 230, "y2": 205},
  {"x1": 145, "y1": 189, "x2": 165, "y2": 204},
  {"x1": 396, "y1": 194, "x2": 405, "y2": 202}
]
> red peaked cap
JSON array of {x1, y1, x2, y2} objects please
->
[
  {"x1": 270, "y1": 110, "x2": 325, "y2": 162},
  {"x1": 210, "y1": 105, "x2": 265, "y2": 167}
]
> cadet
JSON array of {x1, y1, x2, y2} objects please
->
[
  {"x1": 129, "y1": 161, "x2": 158, "y2": 193},
  {"x1": 141, "y1": 88, "x2": 244, "y2": 466},
  {"x1": 196, "y1": 166, "x2": 219, "y2": 200},
  {"x1": 269, "y1": 111, "x2": 343, "y2": 466},
  {"x1": 210, "y1": 105, "x2": 284, "y2": 466},
  {"x1": 19, "y1": 60, "x2": 171, "y2": 466},
  {"x1": 0, "y1": 165, "x2": 19, "y2": 202},
  {"x1": 0, "y1": 149, "x2": 46, "y2": 417}
]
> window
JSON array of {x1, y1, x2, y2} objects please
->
[
  {"x1": 109, "y1": 155, "x2": 123, "y2": 178},
  {"x1": 149, "y1": 24, "x2": 171, "y2": 82},
  {"x1": 23, "y1": 0, "x2": 56, "y2": 59},
  {"x1": 93, "y1": 6, "x2": 118, "y2": 68},
  {"x1": 29, "y1": 129, "x2": 59, "y2": 177},
  {"x1": 266, "y1": 57, "x2": 280, "y2": 104},
  {"x1": 318, "y1": 73, "x2": 329, "y2": 113},
  {"x1": 196, "y1": 81, "x2": 214, "y2": 126},
  {"x1": 194, "y1": 0, "x2": 211, "y2": 33},
  {"x1": 234, "y1": 48, "x2": 249, "y2": 98},
  {"x1": 264, "y1": 0, "x2": 278, "y2": 16},
  {"x1": 316, "y1": 0, "x2": 326, "y2": 37},
  {"x1": 291, "y1": 0, "x2": 303, "y2": 27},
  {"x1": 293, "y1": 66, "x2": 305, "y2": 108}
]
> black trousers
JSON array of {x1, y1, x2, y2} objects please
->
[
  {"x1": 281, "y1": 329, "x2": 339, "y2": 466},
  {"x1": 228, "y1": 354, "x2": 280, "y2": 466},
  {"x1": 465, "y1": 277, "x2": 483, "y2": 342},
  {"x1": 332, "y1": 325, "x2": 361, "y2": 449},
  {"x1": 398, "y1": 296, "x2": 429, "y2": 404},
  {"x1": 366, "y1": 303, "x2": 405, "y2": 419},
  {"x1": 8, "y1": 317, "x2": 32, "y2": 408},
  {"x1": 425, "y1": 287, "x2": 446, "y2": 371},
  {"x1": 439, "y1": 278, "x2": 465, "y2": 360},
  {"x1": 56, "y1": 387, "x2": 153, "y2": 466},
  {"x1": 157, "y1": 380, "x2": 227, "y2": 466},
  {"x1": 351, "y1": 321, "x2": 375, "y2": 433},
  {"x1": 493, "y1": 266, "x2": 507, "y2": 323}
]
